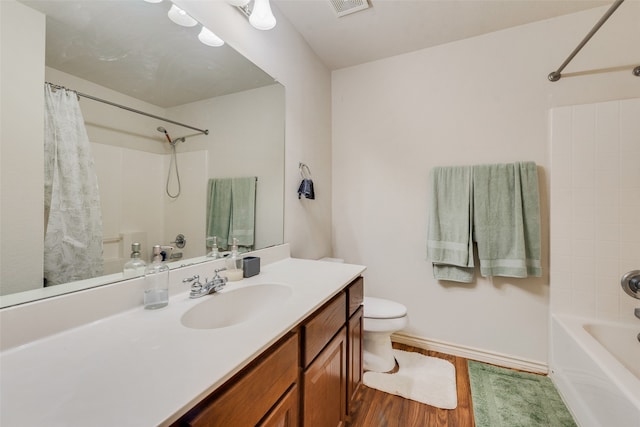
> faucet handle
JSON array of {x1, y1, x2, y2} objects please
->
[{"x1": 183, "y1": 275, "x2": 202, "y2": 293}]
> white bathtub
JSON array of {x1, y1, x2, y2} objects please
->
[{"x1": 550, "y1": 315, "x2": 640, "y2": 427}]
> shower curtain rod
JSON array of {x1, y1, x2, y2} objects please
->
[
  {"x1": 45, "y1": 82, "x2": 209, "y2": 135},
  {"x1": 548, "y1": 0, "x2": 633, "y2": 82}
]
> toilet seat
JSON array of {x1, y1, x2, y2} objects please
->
[{"x1": 364, "y1": 297, "x2": 407, "y2": 319}]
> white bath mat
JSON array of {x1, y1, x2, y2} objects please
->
[{"x1": 363, "y1": 349, "x2": 458, "y2": 409}]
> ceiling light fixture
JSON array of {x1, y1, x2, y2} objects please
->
[
  {"x1": 167, "y1": 4, "x2": 197, "y2": 27},
  {"x1": 198, "y1": 27, "x2": 225, "y2": 47},
  {"x1": 229, "y1": 0, "x2": 276, "y2": 31},
  {"x1": 249, "y1": 0, "x2": 276, "y2": 30}
]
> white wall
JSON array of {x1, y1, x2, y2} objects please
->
[
  {"x1": 177, "y1": 0, "x2": 333, "y2": 260},
  {"x1": 168, "y1": 84, "x2": 285, "y2": 253},
  {"x1": 331, "y1": 4, "x2": 640, "y2": 365},
  {"x1": 0, "y1": 1, "x2": 45, "y2": 293},
  {"x1": 550, "y1": 98, "x2": 640, "y2": 323}
]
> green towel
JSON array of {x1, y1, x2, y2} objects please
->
[
  {"x1": 206, "y1": 177, "x2": 256, "y2": 250},
  {"x1": 230, "y1": 177, "x2": 256, "y2": 249},
  {"x1": 473, "y1": 162, "x2": 541, "y2": 278},
  {"x1": 427, "y1": 166, "x2": 475, "y2": 283}
]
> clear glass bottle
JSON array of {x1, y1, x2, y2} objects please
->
[
  {"x1": 144, "y1": 245, "x2": 169, "y2": 309},
  {"x1": 225, "y1": 238, "x2": 244, "y2": 281},
  {"x1": 123, "y1": 242, "x2": 146, "y2": 279},
  {"x1": 206, "y1": 236, "x2": 219, "y2": 259}
]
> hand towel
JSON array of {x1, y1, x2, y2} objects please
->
[
  {"x1": 206, "y1": 177, "x2": 256, "y2": 251},
  {"x1": 472, "y1": 162, "x2": 542, "y2": 278},
  {"x1": 206, "y1": 178, "x2": 233, "y2": 250},
  {"x1": 427, "y1": 166, "x2": 475, "y2": 283},
  {"x1": 230, "y1": 177, "x2": 256, "y2": 249}
]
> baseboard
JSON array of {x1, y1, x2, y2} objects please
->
[{"x1": 391, "y1": 331, "x2": 548, "y2": 374}]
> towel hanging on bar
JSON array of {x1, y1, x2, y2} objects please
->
[{"x1": 427, "y1": 162, "x2": 542, "y2": 282}]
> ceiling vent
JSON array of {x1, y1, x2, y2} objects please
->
[{"x1": 329, "y1": 0, "x2": 371, "y2": 17}]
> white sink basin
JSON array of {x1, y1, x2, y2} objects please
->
[{"x1": 181, "y1": 284, "x2": 292, "y2": 329}]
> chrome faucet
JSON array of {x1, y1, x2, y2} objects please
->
[{"x1": 183, "y1": 268, "x2": 228, "y2": 298}]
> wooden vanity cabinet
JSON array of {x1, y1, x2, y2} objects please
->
[
  {"x1": 301, "y1": 293, "x2": 347, "y2": 427},
  {"x1": 301, "y1": 276, "x2": 364, "y2": 427},
  {"x1": 173, "y1": 277, "x2": 364, "y2": 427},
  {"x1": 175, "y1": 333, "x2": 299, "y2": 427},
  {"x1": 346, "y1": 278, "x2": 364, "y2": 419}
]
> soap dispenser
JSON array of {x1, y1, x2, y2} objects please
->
[
  {"x1": 144, "y1": 245, "x2": 170, "y2": 309},
  {"x1": 123, "y1": 242, "x2": 146, "y2": 279},
  {"x1": 206, "y1": 236, "x2": 219, "y2": 259},
  {"x1": 225, "y1": 238, "x2": 243, "y2": 282}
]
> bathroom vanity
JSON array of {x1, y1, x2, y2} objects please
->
[
  {"x1": 176, "y1": 277, "x2": 364, "y2": 426},
  {"x1": 0, "y1": 246, "x2": 365, "y2": 427}
]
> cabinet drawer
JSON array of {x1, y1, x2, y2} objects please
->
[
  {"x1": 347, "y1": 277, "x2": 363, "y2": 317},
  {"x1": 303, "y1": 293, "x2": 346, "y2": 368},
  {"x1": 184, "y1": 333, "x2": 298, "y2": 427}
]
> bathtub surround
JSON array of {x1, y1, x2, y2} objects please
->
[
  {"x1": 468, "y1": 361, "x2": 576, "y2": 427},
  {"x1": 550, "y1": 98, "x2": 640, "y2": 321},
  {"x1": 363, "y1": 349, "x2": 457, "y2": 410},
  {"x1": 549, "y1": 98, "x2": 640, "y2": 426}
]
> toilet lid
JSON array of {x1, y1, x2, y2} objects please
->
[{"x1": 364, "y1": 297, "x2": 407, "y2": 319}]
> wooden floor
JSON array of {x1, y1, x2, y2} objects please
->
[{"x1": 348, "y1": 343, "x2": 475, "y2": 427}]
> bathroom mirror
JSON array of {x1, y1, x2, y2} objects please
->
[{"x1": 1, "y1": 1, "x2": 285, "y2": 306}]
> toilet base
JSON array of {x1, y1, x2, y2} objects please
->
[{"x1": 363, "y1": 331, "x2": 396, "y2": 373}]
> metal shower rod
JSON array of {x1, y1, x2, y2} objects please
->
[
  {"x1": 548, "y1": 0, "x2": 639, "y2": 82},
  {"x1": 46, "y1": 82, "x2": 209, "y2": 135}
]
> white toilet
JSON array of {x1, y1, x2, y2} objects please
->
[{"x1": 363, "y1": 296, "x2": 409, "y2": 373}]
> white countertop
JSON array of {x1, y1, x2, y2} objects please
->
[{"x1": 0, "y1": 258, "x2": 365, "y2": 426}]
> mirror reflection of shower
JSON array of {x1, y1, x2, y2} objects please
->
[{"x1": 157, "y1": 126, "x2": 186, "y2": 199}]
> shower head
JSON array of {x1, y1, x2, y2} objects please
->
[{"x1": 157, "y1": 126, "x2": 172, "y2": 144}]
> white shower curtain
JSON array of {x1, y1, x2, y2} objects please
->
[{"x1": 43, "y1": 84, "x2": 103, "y2": 286}]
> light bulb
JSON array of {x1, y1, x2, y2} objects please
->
[
  {"x1": 249, "y1": 0, "x2": 276, "y2": 30},
  {"x1": 167, "y1": 4, "x2": 197, "y2": 27},
  {"x1": 198, "y1": 27, "x2": 224, "y2": 47},
  {"x1": 143, "y1": 0, "x2": 163, "y2": 3}
]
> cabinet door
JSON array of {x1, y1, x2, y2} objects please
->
[
  {"x1": 258, "y1": 385, "x2": 299, "y2": 427},
  {"x1": 347, "y1": 306, "x2": 363, "y2": 415},
  {"x1": 303, "y1": 327, "x2": 347, "y2": 427},
  {"x1": 182, "y1": 333, "x2": 298, "y2": 427}
]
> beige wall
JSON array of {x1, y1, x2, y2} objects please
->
[
  {"x1": 0, "y1": 1, "x2": 45, "y2": 293},
  {"x1": 178, "y1": 0, "x2": 334, "y2": 260},
  {"x1": 331, "y1": 4, "x2": 640, "y2": 365}
]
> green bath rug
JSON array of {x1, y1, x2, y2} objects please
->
[{"x1": 468, "y1": 361, "x2": 576, "y2": 427}]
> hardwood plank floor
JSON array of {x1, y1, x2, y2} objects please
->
[{"x1": 348, "y1": 343, "x2": 475, "y2": 427}]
